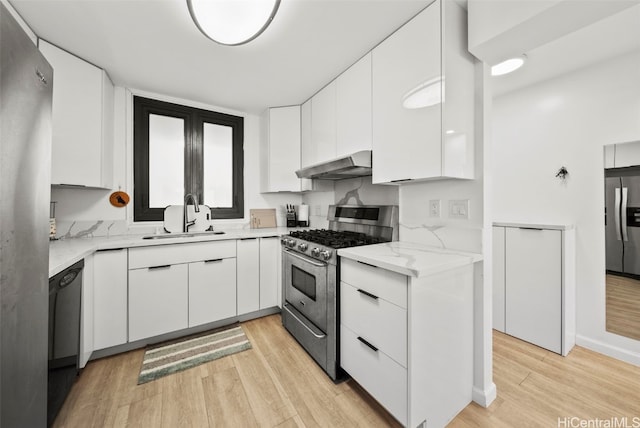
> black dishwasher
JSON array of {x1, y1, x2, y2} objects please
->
[{"x1": 48, "y1": 259, "x2": 83, "y2": 426}]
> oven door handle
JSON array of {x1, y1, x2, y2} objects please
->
[
  {"x1": 283, "y1": 304, "x2": 327, "y2": 339},
  {"x1": 284, "y1": 249, "x2": 327, "y2": 267}
]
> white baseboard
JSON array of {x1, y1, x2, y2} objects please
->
[
  {"x1": 576, "y1": 335, "x2": 640, "y2": 367},
  {"x1": 472, "y1": 382, "x2": 497, "y2": 408}
]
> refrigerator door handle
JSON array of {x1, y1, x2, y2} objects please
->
[
  {"x1": 622, "y1": 187, "x2": 629, "y2": 241},
  {"x1": 615, "y1": 187, "x2": 622, "y2": 241}
]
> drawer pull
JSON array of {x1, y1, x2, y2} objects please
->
[
  {"x1": 96, "y1": 247, "x2": 125, "y2": 253},
  {"x1": 204, "y1": 258, "x2": 223, "y2": 263},
  {"x1": 148, "y1": 264, "x2": 171, "y2": 270},
  {"x1": 357, "y1": 289, "x2": 379, "y2": 300},
  {"x1": 356, "y1": 260, "x2": 378, "y2": 268},
  {"x1": 357, "y1": 336, "x2": 378, "y2": 352}
]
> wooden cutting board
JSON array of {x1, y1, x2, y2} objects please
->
[{"x1": 250, "y1": 209, "x2": 277, "y2": 229}]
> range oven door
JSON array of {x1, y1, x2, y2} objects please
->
[{"x1": 283, "y1": 249, "x2": 328, "y2": 332}]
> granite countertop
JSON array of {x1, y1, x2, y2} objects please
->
[
  {"x1": 337, "y1": 241, "x2": 483, "y2": 278},
  {"x1": 49, "y1": 227, "x2": 291, "y2": 277},
  {"x1": 492, "y1": 221, "x2": 574, "y2": 231}
]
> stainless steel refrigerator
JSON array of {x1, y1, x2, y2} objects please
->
[
  {"x1": 605, "y1": 167, "x2": 640, "y2": 277},
  {"x1": 1, "y1": 3, "x2": 53, "y2": 426}
]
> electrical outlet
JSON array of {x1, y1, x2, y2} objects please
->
[
  {"x1": 429, "y1": 200, "x2": 440, "y2": 218},
  {"x1": 449, "y1": 199, "x2": 469, "y2": 219}
]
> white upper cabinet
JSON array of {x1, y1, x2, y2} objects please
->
[
  {"x1": 39, "y1": 40, "x2": 114, "y2": 188},
  {"x1": 336, "y1": 53, "x2": 372, "y2": 157},
  {"x1": 606, "y1": 141, "x2": 640, "y2": 169},
  {"x1": 310, "y1": 80, "x2": 337, "y2": 165},
  {"x1": 371, "y1": 0, "x2": 475, "y2": 184},
  {"x1": 261, "y1": 106, "x2": 302, "y2": 192}
]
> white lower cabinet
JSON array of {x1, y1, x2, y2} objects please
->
[
  {"x1": 93, "y1": 248, "x2": 128, "y2": 350},
  {"x1": 237, "y1": 238, "x2": 260, "y2": 315},
  {"x1": 189, "y1": 258, "x2": 237, "y2": 327},
  {"x1": 259, "y1": 236, "x2": 280, "y2": 309},
  {"x1": 340, "y1": 257, "x2": 474, "y2": 427},
  {"x1": 492, "y1": 224, "x2": 575, "y2": 356},
  {"x1": 129, "y1": 264, "x2": 189, "y2": 342},
  {"x1": 80, "y1": 254, "x2": 94, "y2": 368},
  {"x1": 237, "y1": 236, "x2": 281, "y2": 314},
  {"x1": 340, "y1": 324, "x2": 407, "y2": 422}
]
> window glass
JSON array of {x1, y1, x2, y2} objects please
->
[
  {"x1": 133, "y1": 96, "x2": 244, "y2": 221},
  {"x1": 203, "y1": 123, "x2": 233, "y2": 208},
  {"x1": 148, "y1": 114, "x2": 184, "y2": 207}
]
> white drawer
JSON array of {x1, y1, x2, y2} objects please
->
[
  {"x1": 340, "y1": 258, "x2": 407, "y2": 308},
  {"x1": 341, "y1": 281, "x2": 407, "y2": 366},
  {"x1": 129, "y1": 240, "x2": 236, "y2": 269},
  {"x1": 340, "y1": 324, "x2": 407, "y2": 426}
]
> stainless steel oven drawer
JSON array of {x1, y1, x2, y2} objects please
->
[{"x1": 282, "y1": 303, "x2": 327, "y2": 371}]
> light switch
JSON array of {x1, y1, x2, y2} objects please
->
[
  {"x1": 449, "y1": 200, "x2": 469, "y2": 219},
  {"x1": 429, "y1": 200, "x2": 440, "y2": 218}
]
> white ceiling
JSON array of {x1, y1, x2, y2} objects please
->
[
  {"x1": 9, "y1": 0, "x2": 640, "y2": 112},
  {"x1": 491, "y1": 4, "x2": 640, "y2": 97},
  {"x1": 10, "y1": 0, "x2": 432, "y2": 114}
]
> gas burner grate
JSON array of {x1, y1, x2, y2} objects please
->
[{"x1": 289, "y1": 229, "x2": 383, "y2": 249}]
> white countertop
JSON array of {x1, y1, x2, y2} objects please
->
[
  {"x1": 49, "y1": 227, "x2": 291, "y2": 277},
  {"x1": 337, "y1": 241, "x2": 483, "y2": 278},
  {"x1": 493, "y1": 221, "x2": 574, "y2": 231}
]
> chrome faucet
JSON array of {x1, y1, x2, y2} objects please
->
[{"x1": 183, "y1": 193, "x2": 200, "y2": 233}]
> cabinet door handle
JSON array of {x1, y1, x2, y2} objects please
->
[
  {"x1": 96, "y1": 247, "x2": 125, "y2": 252},
  {"x1": 148, "y1": 264, "x2": 171, "y2": 270},
  {"x1": 240, "y1": 237, "x2": 256, "y2": 241},
  {"x1": 204, "y1": 258, "x2": 223, "y2": 263},
  {"x1": 518, "y1": 227, "x2": 543, "y2": 231},
  {"x1": 390, "y1": 178, "x2": 412, "y2": 183},
  {"x1": 357, "y1": 336, "x2": 378, "y2": 352},
  {"x1": 357, "y1": 289, "x2": 379, "y2": 300}
]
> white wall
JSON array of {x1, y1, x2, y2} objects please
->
[
  {"x1": 301, "y1": 176, "x2": 399, "y2": 228},
  {"x1": 492, "y1": 51, "x2": 640, "y2": 364},
  {"x1": 51, "y1": 87, "x2": 301, "y2": 234}
]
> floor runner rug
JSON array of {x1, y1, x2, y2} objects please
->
[{"x1": 138, "y1": 324, "x2": 251, "y2": 384}]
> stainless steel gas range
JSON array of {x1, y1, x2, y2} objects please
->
[{"x1": 281, "y1": 205, "x2": 399, "y2": 380}]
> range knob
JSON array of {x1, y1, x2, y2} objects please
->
[
  {"x1": 298, "y1": 242, "x2": 308, "y2": 252},
  {"x1": 311, "y1": 248, "x2": 320, "y2": 257},
  {"x1": 285, "y1": 238, "x2": 296, "y2": 248},
  {"x1": 320, "y1": 249, "x2": 332, "y2": 260}
]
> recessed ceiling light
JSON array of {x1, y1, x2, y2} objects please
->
[
  {"x1": 402, "y1": 76, "x2": 445, "y2": 109},
  {"x1": 187, "y1": 0, "x2": 280, "y2": 46},
  {"x1": 491, "y1": 55, "x2": 526, "y2": 76}
]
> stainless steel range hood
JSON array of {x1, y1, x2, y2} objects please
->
[{"x1": 295, "y1": 150, "x2": 372, "y2": 180}]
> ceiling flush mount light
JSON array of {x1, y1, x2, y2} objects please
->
[
  {"x1": 402, "y1": 76, "x2": 445, "y2": 109},
  {"x1": 491, "y1": 55, "x2": 527, "y2": 76},
  {"x1": 187, "y1": 0, "x2": 281, "y2": 46}
]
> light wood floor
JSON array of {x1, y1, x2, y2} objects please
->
[
  {"x1": 606, "y1": 274, "x2": 640, "y2": 341},
  {"x1": 55, "y1": 314, "x2": 640, "y2": 427}
]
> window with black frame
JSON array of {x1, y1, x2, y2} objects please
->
[{"x1": 133, "y1": 96, "x2": 244, "y2": 222}]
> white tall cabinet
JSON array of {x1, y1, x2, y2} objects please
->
[
  {"x1": 38, "y1": 39, "x2": 114, "y2": 188},
  {"x1": 493, "y1": 223, "x2": 575, "y2": 356},
  {"x1": 371, "y1": 0, "x2": 475, "y2": 184}
]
